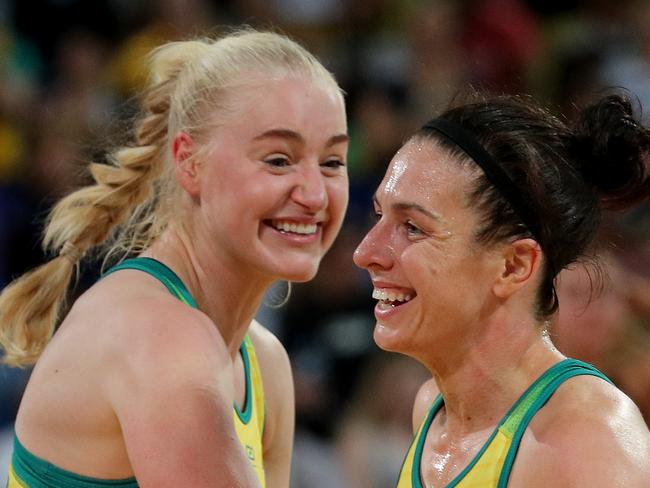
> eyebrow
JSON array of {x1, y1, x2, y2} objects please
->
[
  {"x1": 253, "y1": 129, "x2": 349, "y2": 147},
  {"x1": 373, "y1": 196, "x2": 442, "y2": 222}
]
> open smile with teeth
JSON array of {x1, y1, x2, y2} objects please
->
[
  {"x1": 372, "y1": 288, "x2": 415, "y2": 307},
  {"x1": 270, "y1": 220, "x2": 319, "y2": 235}
]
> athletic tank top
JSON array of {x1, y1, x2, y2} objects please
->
[
  {"x1": 7, "y1": 257, "x2": 266, "y2": 488},
  {"x1": 396, "y1": 359, "x2": 611, "y2": 488}
]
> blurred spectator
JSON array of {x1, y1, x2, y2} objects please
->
[
  {"x1": 109, "y1": 0, "x2": 219, "y2": 98},
  {"x1": 553, "y1": 253, "x2": 650, "y2": 424},
  {"x1": 336, "y1": 353, "x2": 429, "y2": 488},
  {"x1": 284, "y1": 224, "x2": 377, "y2": 440},
  {"x1": 41, "y1": 29, "x2": 115, "y2": 144},
  {"x1": 405, "y1": 1, "x2": 466, "y2": 121},
  {"x1": 599, "y1": 1, "x2": 650, "y2": 121},
  {"x1": 12, "y1": 0, "x2": 120, "y2": 84},
  {"x1": 461, "y1": 0, "x2": 541, "y2": 93},
  {"x1": 346, "y1": 83, "x2": 410, "y2": 227},
  {"x1": 553, "y1": 257, "x2": 629, "y2": 369}
]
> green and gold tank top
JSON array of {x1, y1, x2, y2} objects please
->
[
  {"x1": 396, "y1": 359, "x2": 611, "y2": 488},
  {"x1": 7, "y1": 257, "x2": 266, "y2": 487}
]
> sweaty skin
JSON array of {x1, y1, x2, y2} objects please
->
[{"x1": 355, "y1": 137, "x2": 650, "y2": 487}]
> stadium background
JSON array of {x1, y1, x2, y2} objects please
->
[{"x1": 0, "y1": 0, "x2": 648, "y2": 486}]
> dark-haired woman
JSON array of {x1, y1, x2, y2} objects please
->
[{"x1": 354, "y1": 94, "x2": 650, "y2": 487}]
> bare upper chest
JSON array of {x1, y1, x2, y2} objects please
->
[{"x1": 419, "y1": 419, "x2": 497, "y2": 487}]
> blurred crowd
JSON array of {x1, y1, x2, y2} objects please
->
[{"x1": 0, "y1": 0, "x2": 649, "y2": 486}]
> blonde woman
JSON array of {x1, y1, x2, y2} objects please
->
[{"x1": 0, "y1": 29, "x2": 349, "y2": 488}]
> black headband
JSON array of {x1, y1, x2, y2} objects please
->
[{"x1": 421, "y1": 118, "x2": 541, "y2": 243}]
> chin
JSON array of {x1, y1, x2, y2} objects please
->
[
  {"x1": 281, "y1": 265, "x2": 319, "y2": 283},
  {"x1": 266, "y1": 258, "x2": 320, "y2": 283},
  {"x1": 256, "y1": 249, "x2": 322, "y2": 282},
  {"x1": 373, "y1": 322, "x2": 406, "y2": 353}
]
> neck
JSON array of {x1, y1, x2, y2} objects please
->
[
  {"x1": 142, "y1": 225, "x2": 274, "y2": 359},
  {"x1": 422, "y1": 309, "x2": 564, "y2": 439}
]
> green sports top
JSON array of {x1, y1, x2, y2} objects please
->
[
  {"x1": 396, "y1": 358, "x2": 612, "y2": 488},
  {"x1": 7, "y1": 257, "x2": 266, "y2": 487}
]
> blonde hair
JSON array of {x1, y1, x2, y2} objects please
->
[{"x1": 0, "y1": 28, "x2": 341, "y2": 366}]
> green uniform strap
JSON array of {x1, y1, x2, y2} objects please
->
[
  {"x1": 497, "y1": 359, "x2": 612, "y2": 487},
  {"x1": 404, "y1": 359, "x2": 612, "y2": 488},
  {"x1": 11, "y1": 436, "x2": 138, "y2": 487},
  {"x1": 234, "y1": 335, "x2": 254, "y2": 424},
  {"x1": 103, "y1": 257, "x2": 198, "y2": 308},
  {"x1": 409, "y1": 395, "x2": 444, "y2": 488}
]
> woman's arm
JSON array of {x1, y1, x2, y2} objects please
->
[{"x1": 107, "y1": 299, "x2": 262, "y2": 488}]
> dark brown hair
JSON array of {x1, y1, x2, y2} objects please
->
[{"x1": 418, "y1": 93, "x2": 649, "y2": 318}]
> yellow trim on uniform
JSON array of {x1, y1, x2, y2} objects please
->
[
  {"x1": 233, "y1": 335, "x2": 266, "y2": 487},
  {"x1": 396, "y1": 359, "x2": 612, "y2": 488},
  {"x1": 7, "y1": 464, "x2": 27, "y2": 488}
]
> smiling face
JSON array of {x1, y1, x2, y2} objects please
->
[
  {"x1": 353, "y1": 137, "x2": 503, "y2": 358},
  {"x1": 187, "y1": 75, "x2": 349, "y2": 282}
]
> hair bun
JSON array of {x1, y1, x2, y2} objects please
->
[{"x1": 570, "y1": 94, "x2": 650, "y2": 209}]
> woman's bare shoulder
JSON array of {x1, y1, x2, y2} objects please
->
[
  {"x1": 64, "y1": 269, "x2": 231, "y2": 382},
  {"x1": 512, "y1": 375, "x2": 650, "y2": 487},
  {"x1": 247, "y1": 319, "x2": 290, "y2": 367},
  {"x1": 16, "y1": 268, "x2": 231, "y2": 460}
]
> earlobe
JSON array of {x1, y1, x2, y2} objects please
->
[
  {"x1": 172, "y1": 131, "x2": 201, "y2": 197},
  {"x1": 493, "y1": 238, "x2": 542, "y2": 299}
]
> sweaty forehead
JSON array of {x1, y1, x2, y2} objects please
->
[{"x1": 379, "y1": 138, "x2": 463, "y2": 198}]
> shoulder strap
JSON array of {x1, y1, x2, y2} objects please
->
[
  {"x1": 11, "y1": 435, "x2": 139, "y2": 487},
  {"x1": 234, "y1": 335, "x2": 255, "y2": 424},
  {"x1": 497, "y1": 359, "x2": 612, "y2": 487},
  {"x1": 405, "y1": 395, "x2": 444, "y2": 488},
  {"x1": 103, "y1": 257, "x2": 198, "y2": 308},
  {"x1": 242, "y1": 335, "x2": 266, "y2": 431}
]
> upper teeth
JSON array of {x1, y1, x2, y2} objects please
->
[
  {"x1": 273, "y1": 221, "x2": 318, "y2": 235},
  {"x1": 372, "y1": 289, "x2": 413, "y2": 303}
]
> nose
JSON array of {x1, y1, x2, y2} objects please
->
[
  {"x1": 291, "y1": 164, "x2": 327, "y2": 211},
  {"x1": 353, "y1": 221, "x2": 393, "y2": 271}
]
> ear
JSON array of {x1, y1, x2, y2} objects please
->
[
  {"x1": 172, "y1": 131, "x2": 201, "y2": 197},
  {"x1": 492, "y1": 238, "x2": 542, "y2": 299}
]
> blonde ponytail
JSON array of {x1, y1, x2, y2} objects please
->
[
  {"x1": 0, "y1": 255, "x2": 79, "y2": 365},
  {"x1": 0, "y1": 46, "x2": 187, "y2": 367}
]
